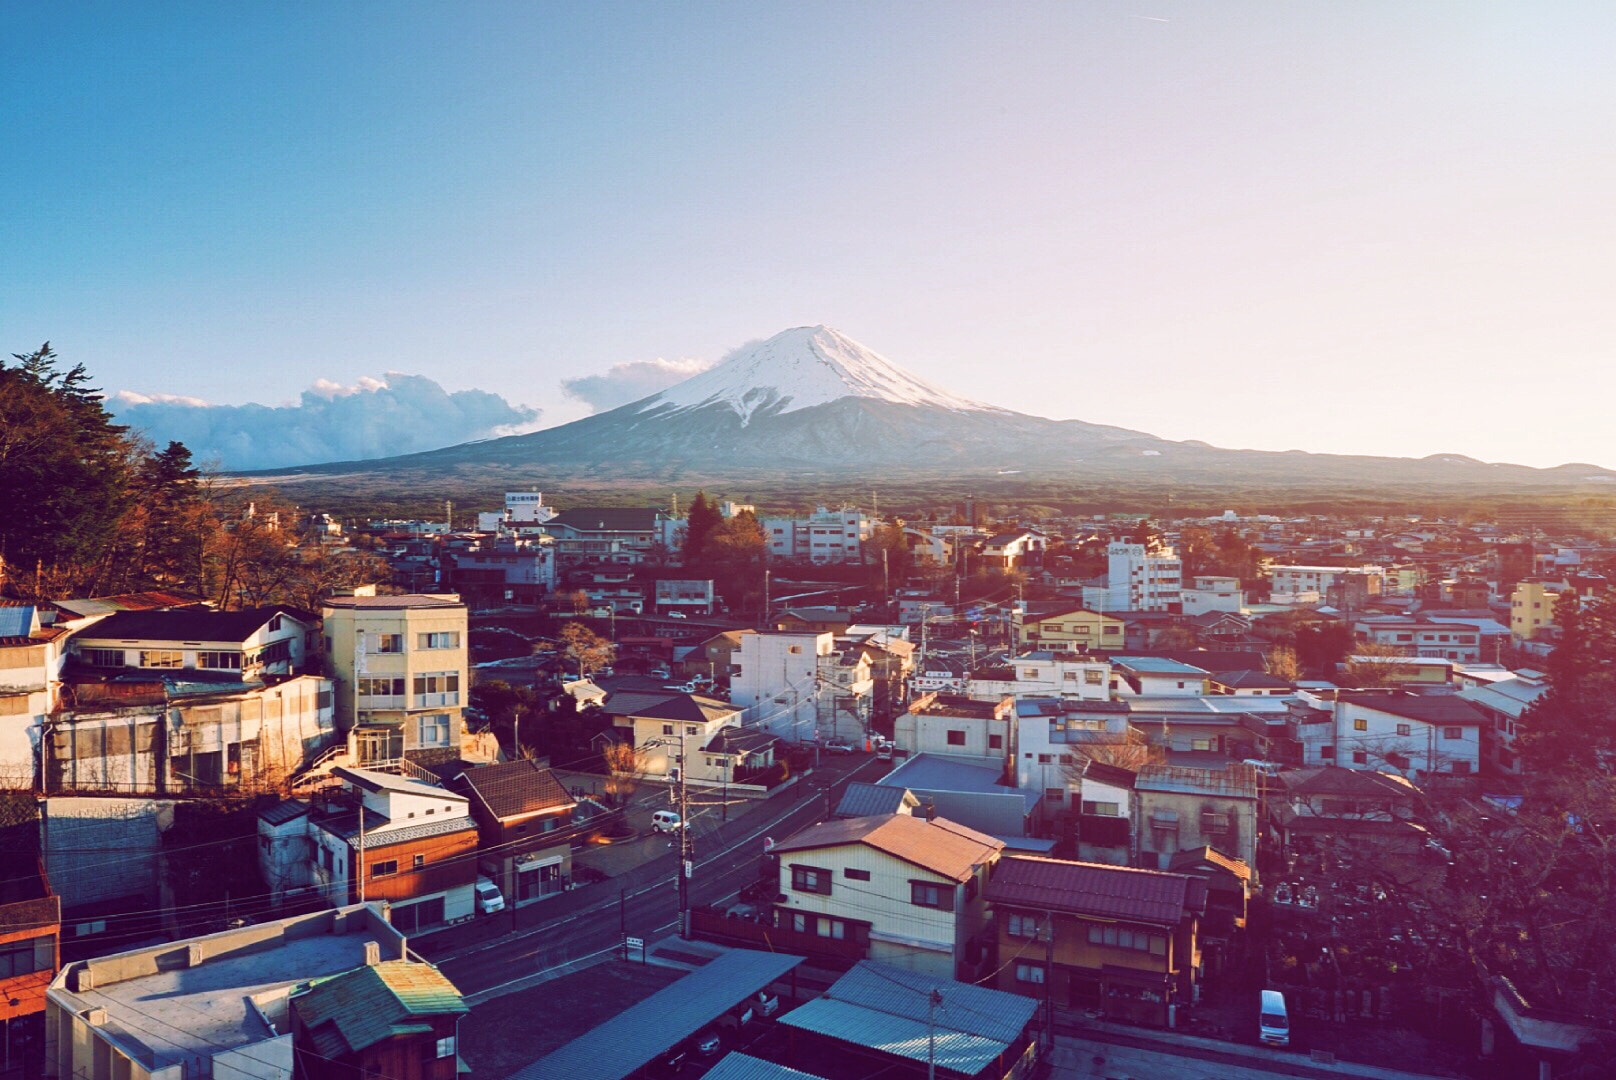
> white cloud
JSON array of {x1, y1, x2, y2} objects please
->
[
  {"x1": 561, "y1": 357, "x2": 709, "y2": 413},
  {"x1": 110, "y1": 374, "x2": 540, "y2": 471}
]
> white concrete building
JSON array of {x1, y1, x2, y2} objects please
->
[
  {"x1": 763, "y1": 506, "x2": 876, "y2": 564},
  {"x1": 1269, "y1": 564, "x2": 1384, "y2": 597},
  {"x1": 894, "y1": 693, "x2": 1015, "y2": 765},
  {"x1": 965, "y1": 651, "x2": 1111, "y2": 702},
  {"x1": 1104, "y1": 543, "x2": 1182, "y2": 612},
  {"x1": 1180, "y1": 575, "x2": 1245, "y2": 616},
  {"x1": 730, "y1": 630, "x2": 834, "y2": 741}
]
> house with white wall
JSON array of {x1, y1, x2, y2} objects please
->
[
  {"x1": 1332, "y1": 691, "x2": 1485, "y2": 779},
  {"x1": 966, "y1": 651, "x2": 1111, "y2": 702},
  {"x1": 894, "y1": 693, "x2": 1015, "y2": 765},
  {"x1": 769, "y1": 813, "x2": 1003, "y2": 980}
]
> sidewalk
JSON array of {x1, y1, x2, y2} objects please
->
[{"x1": 1058, "y1": 1015, "x2": 1463, "y2": 1080}]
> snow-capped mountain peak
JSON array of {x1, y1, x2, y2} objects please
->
[{"x1": 637, "y1": 325, "x2": 990, "y2": 424}]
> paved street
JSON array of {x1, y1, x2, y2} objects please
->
[{"x1": 414, "y1": 754, "x2": 884, "y2": 1001}]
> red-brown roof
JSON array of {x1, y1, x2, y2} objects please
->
[
  {"x1": 451, "y1": 760, "x2": 574, "y2": 821},
  {"x1": 987, "y1": 854, "x2": 1203, "y2": 926},
  {"x1": 771, "y1": 814, "x2": 1002, "y2": 882}
]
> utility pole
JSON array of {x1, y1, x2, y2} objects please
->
[
  {"x1": 356, "y1": 792, "x2": 366, "y2": 904},
  {"x1": 677, "y1": 730, "x2": 692, "y2": 938},
  {"x1": 764, "y1": 568, "x2": 771, "y2": 623}
]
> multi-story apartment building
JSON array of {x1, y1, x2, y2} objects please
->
[
  {"x1": 1510, "y1": 580, "x2": 1560, "y2": 641},
  {"x1": 1101, "y1": 543, "x2": 1182, "y2": 613},
  {"x1": 322, "y1": 593, "x2": 469, "y2": 766},
  {"x1": 762, "y1": 506, "x2": 876, "y2": 564},
  {"x1": 730, "y1": 630, "x2": 834, "y2": 741},
  {"x1": 540, "y1": 507, "x2": 666, "y2": 565},
  {"x1": 1268, "y1": 564, "x2": 1384, "y2": 598},
  {"x1": 441, "y1": 537, "x2": 555, "y2": 606},
  {"x1": 1354, "y1": 617, "x2": 1482, "y2": 663}
]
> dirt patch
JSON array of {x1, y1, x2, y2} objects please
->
[{"x1": 460, "y1": 960, "x2": 685, "y2": 1078}]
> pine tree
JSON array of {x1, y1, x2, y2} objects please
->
[{"x1": 683, "y1": 491, "x2": 722, "y2": 568}]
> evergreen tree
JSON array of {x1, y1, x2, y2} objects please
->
[
  {"x1": 1521, "y1": 578, "x2": 1616, "y2": 768},
  {"x1": 683, "y1": 490, "x2": 722, "y2": 568}
]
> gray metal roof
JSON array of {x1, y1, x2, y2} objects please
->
[
  {"x1": 778, "y1": 960, "x2": 1036, "y2": 1077},
  {"x1": 0, "y1": 606, "x2": 35, "y2": 638},
  {"x1": 703, "y1": 1054, "x2": 826, "y2": 1080},
  {"x1": 834, "y1": 782, "x2": 918, "y2": 819},
  {"x1": 509, "y1": 949, "x2": 805, "y2": 1080}
]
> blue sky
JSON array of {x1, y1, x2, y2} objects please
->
[{"x1": 5, "y1": 2, "x2": 1614, "y2": 467}]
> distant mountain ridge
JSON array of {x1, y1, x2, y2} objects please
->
[{"x1": 246, "y1": 326, "x2": 1616, "y2": 491}]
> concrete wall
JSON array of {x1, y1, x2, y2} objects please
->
[{"x1": 43, "y1": 797, "x2": 174, "y2": 912}]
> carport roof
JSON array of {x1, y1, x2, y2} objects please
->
[
  {"x1": 703, "y1": 1053, "x2": 826, "y2": 1080},
  {"x1": 508, "y1": 949, "x2": 805, "y2": 1080}
]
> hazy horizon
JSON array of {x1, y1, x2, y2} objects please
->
[{"x1": 7, "y1": 3, "x2": 1615, "y2": 469}]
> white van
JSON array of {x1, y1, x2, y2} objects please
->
[
  {"x1": 651, "y1": 810, "x2": 685, "y2": 833},
  {"x1": 475, "y1": 877, "x2": 506, "y2": 915},
  {"x1": 1259, "y1": 989, "x2": 1290, "y2": 1046}
]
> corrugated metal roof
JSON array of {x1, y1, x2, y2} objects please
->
[
  {"x1": 509, "y1": 949, "x2": 805, "y2": 1080},
  {"x1": 778, "y1": 961, "x2": 1036, "y2": 1076},
  {"x1": 987, "y1": 854, "x2": 1199, "y2": 926},
  {"x1": 703, "y1": 1054, "x2": 826, "y2": 1080},
  {"x1": 0, "y1": 606, "x2": 36, "y2": 638},
  {"x1": 292, "y1": 959, "x2": 466, "y2": 1057},
  {"x1": 257, "y1": 799, "x2": 310, "y2": 826},
  {"x1": 833, "y1": 782, "x2": 918, "y2": 819}
]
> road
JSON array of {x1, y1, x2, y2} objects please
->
[{"x1": 416, "y1": 756, "x2": 883, "y2": 1000}]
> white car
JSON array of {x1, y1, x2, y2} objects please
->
[
  {"x1": 474, "y1": 877, "x2": 506, "y2": 915},
  {"x1": 651, "y1": 810, "x2": 685, "y2": 833},
  {"x1": 667, "y1": 610, "x2": 688, "y2": 619}
]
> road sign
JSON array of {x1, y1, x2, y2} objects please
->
[{"x1": 625, "y1": 937, "x2": 644, "y2": 950}]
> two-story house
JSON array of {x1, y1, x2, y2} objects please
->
[
  {"x1": 290, "y1": 957, "x2": 468, "y2": 1080},
  {"x1": 308, "y1": 768, "x2": 480, "y2": 934},
  {"x1": 1012, "y1": 607, "x2": 1124, "y2": 651},
  {"x1": 1332, "y1": 691, "x2": 1485, "y2": 779},
  {"x1": 68, "y1": 606, "x2": 314, "y2": 680},
  {"x1": 986, "y1": 855, "x2": 1206, "y2": 1027},
  {"x1": 618, "y1": 692, "x2": 749, "y2": 787},
  {"x1": 769, "y1": 813, "x2": 1004, "y2": 980},
  {"x1": 449, "y1": 760, "x2": 577, "y2": 908},
  {"x1": 1268, "y1": 766, "x2": 1425, "y2": 860},
  {"x1": 966, "y1": 651, "x2": 1111, "y2": 702},
  {"x1": 0, "y1": 860, "x2": 60, "y2": 1052},
  {"x1": 1134, "y1": 765, "x2": 1260, "y2": 877}
]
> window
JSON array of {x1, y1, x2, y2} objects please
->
[
  {"x1": 910, "y1": 881, "x2": 949, "y2": 909},
  {"x1": 844, "y1": 868, "x2": 870, "y2": 881},
  {"x1": 359, "y1": 677, "x2": 406, "y2": 697},
  {"x1": 1037, "y1": 754, "x2": 1053, "y2": 764},
  {"x1": 1396, "y1": 723, "x2": 1411, "y2": 737},
  {"x1": 1044, "y1": 788, "x2": 1064, "y2": 803},
  {"x1": 197, "y1": 651, "x2": 241, "y2": 670},
  {"x1": 417, "y1": 714, "x2": 451, "y2": 748},
  {"x1": 1451, "y1": 760, "x2": 1472, "y2": 775},
  {"x1": 412, "y1": 672, "x2": 460, "y2": 699},
  {"x1": 1085, "y1": 670, "x2": 1104, "y2": 684},
  {"x1": 788, "y1": 646, "x2": 802, "y2": 655},
  {"x1": 140, "y1": 650, "x2": 184, "y2": 669},
  {"x1": 1352, "y1": 751, "x2": 1368, "y2": 765},
  {"x1": 1191, "y1": 738, "x2": 1213, "y2": 752},
  {"x1": 988, "y1": 734, "x2": 1003, "y2": 750},
  {"x1": 0, "y1": 936, "x2": 53, "y2": 978},
  {"x1": 1320, "y1": 746, "x2": 1335, "y2": 759},
  {"x1": 1443, "y1": 726, "x2": 1464, "y2": 740},
  {"x1": 371, "y1": 860, "x2": 399, "y2": 878},
  {"x1": 417, "y1": 631, "x2": 460, "y2": 649},
  {"x1": 662, "y1": 724, "x2": 674, "y2": 735},
  {"x1": 791, "y1": 865, "x2": 832, "y2": 895},
  {"x1": 1082, "y1": 800, "x2": 1120, "y2": 817},
  {"x1": 1201, "y1": 810, "x2": 1230, "y2": 833},
  {"x1": 1007, "y1": 912, "x2": 1043, "y2": 939},
  {"x1": 1087, "y1": 924, "x2": 1160, "y2": 953},
  {"x1": 1015, "y1": 962, "x2": 1046, "y2": 985},
  {"x1": 81, "y1": 648, "x2": 123, "y2": 667},
  {"x1": 816, "y1": 916, "x2": 847, "y2": 940},
  {"x1": 413, "y1": 854, "x2": 425, "y2": 869},
  {"x1": 1353, "y1": 718, "x2": 1368, "y2": 732},
  {"x1": 377, "y1": 634, "x2": 404, "y2": 653},
  {"x1": 946, "y1": 730, "x2": 966, "y2": 746}
]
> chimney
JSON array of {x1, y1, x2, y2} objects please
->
[
  {"x1": 363, "y1": 940, "x2": 381, "y2": 967},
  {"x1": 924, "y1": 799, "x2": 937, "y2": 822}
]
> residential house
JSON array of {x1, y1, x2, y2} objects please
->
[
  {"x1": 1012, "y1": 607, "x2": 1124, "y2": 651},
  {"x1": 1180, "y1": 576, "x2": 1245, "y2": 616},
  {"x1": 1110, "y1": 657, "x2": 1210, "y2": 697},
  {"x1": 986, "y1": 855, "x2": 1206, "y2": 1027},
  {"x1": 769, "y1": 813, "x2": 1004, "y2": 979},
  {"x1": 1074, "y1": 760, "x2": 1137, "y2": 865},
  {"x1": 1354, "y1": 616, "x2": 1482, "y2": 663},
  {"x1": 774, "y1": 608, "x2": 854, "y2": 635},
  {"x1": 44, "y1": 903, "x2": 405, "y2": 1080},
  {"x1": 618, "y1": 693, "x2": 749, "y2": 787},
  {"x1": 895, "y1": 693, "x2": 1015, "y2": 764},
  {"x1": 540, "y1": 507, "x2": 666, "y2": 566},
  {"x1": 1207, "y1": 670, "x2": 1294, "y2": 697},
  {"x1": 1268, "y1": 767, "x2": 1425, "y2": 860},
  {"x1": 1122, "y1": 695, "x2": 1289, "y2": 759},
  {"x1": 0, "y1": 860, "x2": 60, "y2": 1046},
  {"x1": 0, "y1": 605, "x2": 73, "y2": 787},
  {"x1": 967, "y1": 651, "x2": 1111, "y2": 702},
  {"x1": 654, "y1": 578, "x2": 716, "y2": 616},
  {"x1": 448, "y1": 760, "x2": 577, "y2": 907},
  {"x1": 692, "y1": 629, "x2": 753, "y2": 687},
  {"x1": 819, "y1": 640, "x2": 875, "y2": 741},
  {"x1": 979, "y1": 529, "x2": 1047, "y2": 570},
  {"x1": 1333, "y1": 691, "x2": 1485, "y2": 779},
  {"x1": 1457, "y1": 670, "x2": 1549, "y2": 775},
  {"x1": 1167, "y1": 846, "x2": 1251, "y2": 942},
  {"x1": 834, "y1": 781, "x2": 919, "y2": 819},
  {"x1": 1269, "y1": 564, "x2": 1384, "y2": 598},
  {"x1": 1133, "y1": 765, "x2": 1260, "y2": 876},
  {"x1": 290, "y1": 957, "x2": 467, "y2": 1080},
  {"x1": 69, "y1": 605, "x2": 313, "y2": 680},
  {"x1": 322, "y1": 594, "x2": 469, "y2": 768},
  {"x1": 440, "y1": 537, "x2": 556, "y2": 606},
  {"x1": 308, "y1": 768, "x2": 480, "y2": 935}
]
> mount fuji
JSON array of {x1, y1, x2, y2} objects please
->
[{"x1": 250, "y1": 326, "x2": 1615, "y2": 491}]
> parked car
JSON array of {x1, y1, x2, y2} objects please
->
[
  {"x1": 718, "y1": 1002, "x2": 756, "y2": 1031},
  {"x1": 1259, "y1": 989, "x2": 1291, "y2": 1047},
  {"x1": 753, "y1": 990, "x2": 781, "y2": 1018},
  {"x1": 667, "y1": 610, "x2": 688, "y2": 619},
  {"x1": 692, "y1": 1029, "x2": 722, "y2": 1056},
  {"x1": 651, "y1": 810, "x2": 685, "y2": 833},
  {"x1": 474, "y1": 877, "x2": 506, "y2": 915},
  {"x1": 824, "y1": 738, "x2": 856, "y2": 755}
]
